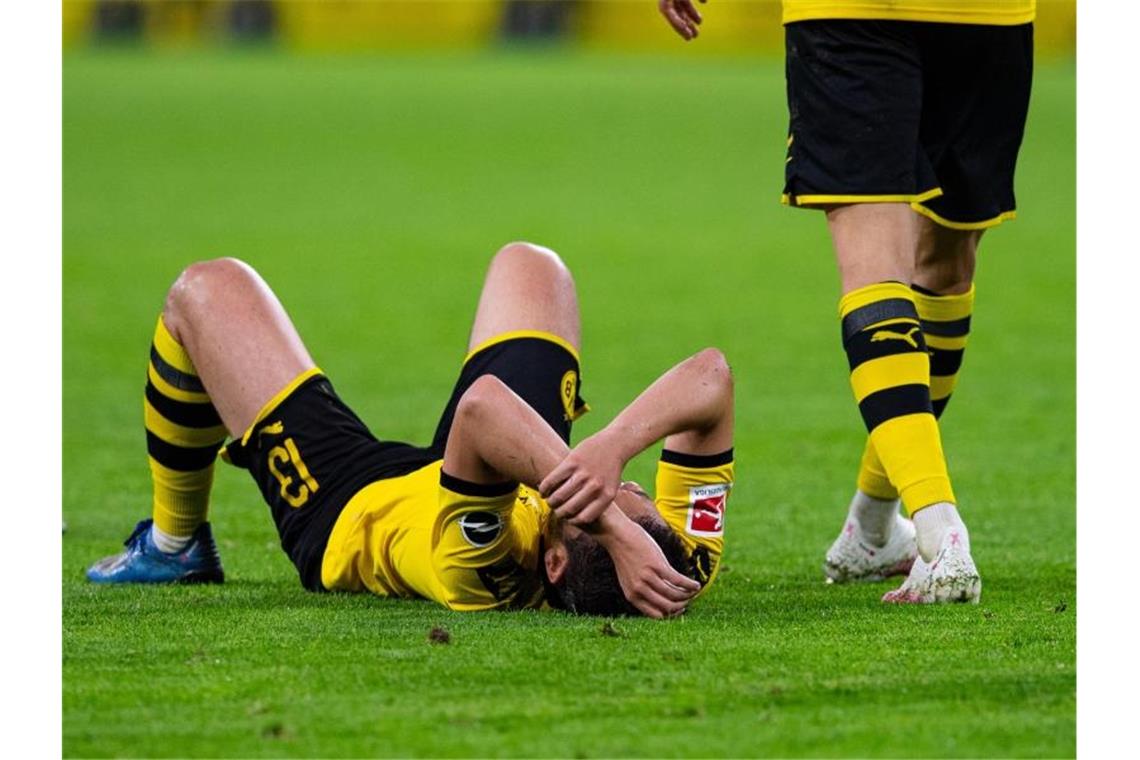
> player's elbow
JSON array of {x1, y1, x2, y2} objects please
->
[
  {"x1": 454, "y1": 374, "x2": 512, "y2": 427},
  {"x1": 694, "y1": 347, "x2": 734, "y2": 400}
]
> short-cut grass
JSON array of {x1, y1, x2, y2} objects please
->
[{"x1": 63, "y1": 48, "x2": 1075, "y2": 757}]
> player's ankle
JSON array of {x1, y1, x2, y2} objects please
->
[
  {"x1": 912, "y1": 501, "x2": 968, "y2": 562},
  {"x1": 850, "y1": 490, "x2": 899, "y2": 547},
  {"x1": 150, "y1": 523, "x2": 193, "y2": 554}
]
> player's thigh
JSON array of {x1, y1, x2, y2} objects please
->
[
  {"x1": 783, "y1": 20, "x2": 935, "y2": 206},
  {"x1": 466, "y1": 242, "x2": 581, "y2": 353},
  {"x1": 430, "y1": 336, "x2": 587, "y2": 452},
  {"x1": 162, "y1": 257, "x2": 315, "y2": 436},
  {"x1": 914, "y1": 23, "x2": 1033, "y2": 228}
]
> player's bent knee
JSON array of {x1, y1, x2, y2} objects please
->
[
  {"x1": 492, "y1": 241, "x2": 570, "y2": 277},
  {"x1": 164, "y1": 257, "x2": 260, "y2": 331}
]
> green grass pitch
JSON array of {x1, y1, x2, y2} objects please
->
[{"x1": 63, "y1": 48, "x2": 1075, "y2": 757}]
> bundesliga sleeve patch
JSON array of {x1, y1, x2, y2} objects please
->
[{"x1": 687, "y1": 484, "x2": 729, "y2": 537}]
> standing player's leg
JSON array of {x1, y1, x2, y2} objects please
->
[
  {"x1": 781, "y1": 20, "x2": 969, "y2": 595},
  {"x1": 825, "y1": 202, "x2": 980, "y2": 602},
  {"x1": 822, "y1": 203, "x2": 926, "y2": 583},
  {"x1": 874, "y1": 220, "x2": 983, "y2": 602},
  {"x1": 868, "y1": 21, "x2": 1029, "y2": 602},
  {"x1": 87, "y1": 258, "x2": 316, "y2": 583},
  {"x1": 826, "y1": 221, "x2": 981, "y2": 583}
]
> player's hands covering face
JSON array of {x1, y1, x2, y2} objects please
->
[
  {"x1": 540, "y1": 432, "x2": 625, "y2": 526},
  {"x1": 607, "y1": 518, "x2": 701, "y2": 618}
]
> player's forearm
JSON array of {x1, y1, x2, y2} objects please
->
[
  {"x1": 447, "y1": 375, "x2": 569, "y2": 488},
  {"x1": 595, "y1": 347, "x2": 733, "y2": 464},
  {"x1": 459, "y1": 382, "x2": 644, "y2": 538},
  {"x1": 582, "y1": 506, "x2": 644, "y2": 569}
]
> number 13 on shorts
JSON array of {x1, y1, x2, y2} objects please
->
[{"x1": 267, "y1": 437, "x2": 320, "y2": 508}]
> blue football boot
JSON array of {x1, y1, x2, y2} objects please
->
[{"x1": 86, "y1": 519, "x2": 225, "y2": 584}]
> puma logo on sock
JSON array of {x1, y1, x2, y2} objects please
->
[{"x1": 870, "y1": 326, "x2": 921, "y2": 349}]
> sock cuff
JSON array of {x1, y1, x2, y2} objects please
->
[
  {"x1": 856, "y1": 472, "x2": 899, "y2": 502},
  {"x1": 913, "y1": 284, "x2": 975, "y2": 323},
  {"x1": 899, "y1": 477, "x2": 956, "y2": 517},
  {"x1": 153, "y1": 315, "x2": 197, "y2": 376},
  {"x1": 153, "y1": 489, "x2": 211, "y2": 538},
  {"x1": 838, "y1": 281, "x2": 916, "y2": 319}
]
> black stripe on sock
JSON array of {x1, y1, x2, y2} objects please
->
[
  {"x1": 841, "y1": 298, "x2": 919, "y2": 343},
  {"x1": 146, "y1": 431, "x2": 222, "y2": 471},
  {"x1": 928, "y1": 348, "x2": 964, "y2": 376},
  {"x1": 844, "y1": 325, "x2": 928, "y2": 371},
  {"x1": 932, "y1": 397, "x2": 950, "y2": 419},
  {"x1": 145, "y1": 381, "x2": 222, "y2": 428},
  {"x1": 660, "y1": 448, "x2": 734, "y2": 468},
  {"x1": 149, "y1": 345, "x2": 205, "y2": 393},
  {"x1": 920, "y1": 316, "x2": 971, "y2": 338},
  {"x1": 858, "y1": 384, "x2": 934, "y2": 432}
]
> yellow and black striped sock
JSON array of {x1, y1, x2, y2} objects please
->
[
  {"x1": 855, "y1": 284, "x2": 974, "y2": 501},
  {"x1": 145, "y1": 317, "x2": 227, "y2": 541},
  {"x1": 840, "y1": 282, "x2": 954, "y2": 515},
  {"x1": 914, "y1": 283, "x2": 974, "y2": 417}
]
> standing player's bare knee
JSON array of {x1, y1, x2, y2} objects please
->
[{"x1": 163, "y1": 257, "x2": 261, "y2": 342}]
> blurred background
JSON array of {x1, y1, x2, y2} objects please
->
[{"x1": 63, "y1": 0, "x2": 1074, "y2": 55}]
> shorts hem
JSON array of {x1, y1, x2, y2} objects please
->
[
  {"x1": 782, "y1": 11, "x2": 1036, "y2": 26},
  {"x1": 464, "y1": 330, "x2": 580, "y2": 365},
  {"x1": 239, "y1": 367, "x2": 324, "y2": 447},
  {"x1": 782, "y1": 187, "x2": 943, "y2": 207},
  {"x1": 910, "y1": 204, "x2": 1017, "y2": 230}
]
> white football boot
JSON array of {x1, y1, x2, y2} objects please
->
[
  {"x1": 881, "y1": 523, "x2": 981, "y2": 604},
  {"x1": 824, "y1": 508, "x2": 918, "y2": 583}
]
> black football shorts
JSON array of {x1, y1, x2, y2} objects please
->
[
  {"x1": 223, "y1": 333, "x2": 586, "y2": 590},
  {"x1": 782, "y1": 19, "x2": 1033, "y2": 228}
]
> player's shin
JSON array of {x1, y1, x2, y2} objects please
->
[
  {"x1": 145, "y1": 316, "x2": 227, "y2": 553},
  {"x1": 840, "y1": 283, "x2": 956, "y2": 559},
  {"x1": 851, "y1": 284, "x2": 974, "y2": 523}
]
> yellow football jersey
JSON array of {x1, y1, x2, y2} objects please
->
[
  {"x1": 320, "y1": 455, "x2": 735, "y2": 610},
  {"x1": 320, "y1": 461, "x2": 549, "y2": 610},
  {"x1": 782, "y1": 0, "x2": 1035, "y2": 25}
]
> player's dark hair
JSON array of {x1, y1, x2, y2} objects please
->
[{"x1": 550, "y1": 517, "x2": 693, "y2": 617}]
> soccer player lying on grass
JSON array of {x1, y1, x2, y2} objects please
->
[{"x1": 87, "y1": 243, "x2": 735, "y2": 618}]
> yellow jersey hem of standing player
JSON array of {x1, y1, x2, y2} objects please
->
[{"x1": 782, "y1": 1, "x2": 1035, "y2": 26}]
